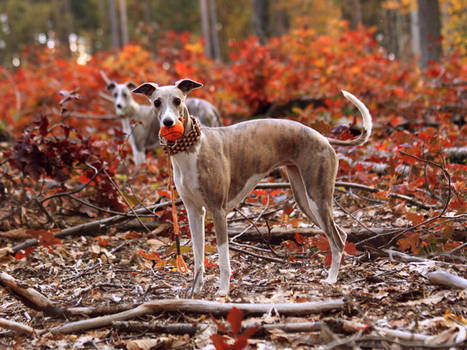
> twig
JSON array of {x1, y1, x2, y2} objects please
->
[
  {"x1": 10, "y1": 200, "x2": 173, "y2": 254},
  {"x1": 384, "y1": 151, "x2": 452, "y2": 248},
  {"x1": 231, "y1": 194, "x2": 270, "y2": 242},
  {"x1": 333, "y1": 198, "x2": 379, "y2": 235},
  {"x1": 102, "y1": 169, "x2": 151, "y2": 233},
  {"x1": 99, "y1": 91, "x2": 114, "y2": 103},
  {"x1": 229, "y1": 245, "x2": 286, "y2": 263}
]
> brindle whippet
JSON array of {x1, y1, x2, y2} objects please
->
[
  {"x1": 101, "y1": 72, "x2": 221, "y2": 165},
  {"x1": 133, "y1": 79, "x2": 372, "y2": 295}
]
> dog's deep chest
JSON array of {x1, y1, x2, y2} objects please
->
[{"x1": 171, "y1": 146, "x2": 205, "y2": 208}]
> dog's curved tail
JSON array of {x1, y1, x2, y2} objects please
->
[{"x1": 327, "y1": 90, "x2": 373, "y2": 146}]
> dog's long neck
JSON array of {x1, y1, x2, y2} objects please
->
[
  {"x1": 120, "y1": 98, "x2": 142, "y2": 120},
  {"x1": 182, "y1": 107, "x2": 195, "y2": 136}
]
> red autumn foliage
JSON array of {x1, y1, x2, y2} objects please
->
[
  {"x1": 0, "y1": 23, "x2": 465, "y2": 256},
  {"x1": 211, "y1": 307, "x2": 259, "y2": 350}
]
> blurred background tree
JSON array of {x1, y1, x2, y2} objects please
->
[{"x1": 0, "y1": 0, "x2": 464, "y2": 68}]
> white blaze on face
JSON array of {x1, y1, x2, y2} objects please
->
[
  {"x1": 152, "y1": 87, "x2": 185, "y2": 128},
  {"x1": 112, "y1": 84, "x2": 132, "y2": 116}
]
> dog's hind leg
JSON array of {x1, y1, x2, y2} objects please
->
[
  {"x1": 185, "y1": 202, "x2": 206, "y2": 293},
  {"x1": 286, "y1": 165, "x2": 347, "y2": 284},
  {"x1": 211, "y1": 209, "x2": 231, "y2": 296}
]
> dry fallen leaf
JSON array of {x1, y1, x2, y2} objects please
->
[
  {"x1": 0, "y1": 247, "x2": 13, "y2": 261},
  {"x1": 125, "y1": 337, "x2": 171, "y2": 350}
]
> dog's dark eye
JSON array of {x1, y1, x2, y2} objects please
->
[
  {"x1": 154, "y1": 99, "x2": 161, "y2": 108},
  {"x1": 173, "y1": 97, "x2": 181, "y2": 106},
  {"x1": 122, "y1": 92, "x2": 127, "y2": 98},
  {"x1": 113, "y1": 93, "x2": 117, "y2": 98}
]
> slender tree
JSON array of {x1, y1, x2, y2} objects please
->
[
  {"x1": 108, "y1": 0, "x2": 120, "y2": 49},
  {"x1": 119, "y1": 0, "x2": 129, "y2": 47},
  {"x1": 200, "y1": 0, "x2": 220, "y2": 60},
  {"x1": 200, "y1": 0, "x2": 212, "y2": 58},
  {"x1": 252, "y1": 0, "x2": 270, "y2": 43},
  {"x1": 417, "y1": 0, "x2": 442, "y2": 68},
  {"x1": 209, "y1": 0, "x2": 221, "y2": 60},
  {"x1": 52, "y1": 0, "x2": 72, "y2": 56}
]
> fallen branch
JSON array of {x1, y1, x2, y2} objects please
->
[
  {"x1": 112, "y1": 320, "x2": 324, "y2": 336},
  {"x1": 228, "y1": 226, "x2": 407, "y2": 247},
  {"x1": 67, "y1": 112, "x2": 118, "y2": 120},
  {"x1": 108, "y1": 319, "x2": 466, "y2": 349},
  {"x1": 66, "y1": 304, "x2": 138, "y2": 317},
  {"x1": 10, "y1": 200, "x2": 174, "y2": 254},
  {"x1": 112, "y1": 321, "x2": 202, "y2": 335},
  {"x1": 427, "y1": 270, "x2": 467, "y2": 289},
  {"x1": 0, "y1": 272, "x2": 66, "y2": 318},
  {"x1": 256, "y1": 181, "x2": 436, "y2": 209},
  {"x1": 0, "y1": 317, "x2": 35, "y2": 336},
  {"x1": 47, "y1": 298, "x2": 344, "y2": 334}
]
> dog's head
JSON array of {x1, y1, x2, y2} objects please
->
[
  {"x1": 132, "y1": 79, "x2": 203, "y2": 128},
  {"x1": 106, "y1": 81, "x2": 138, "y2": 116}
]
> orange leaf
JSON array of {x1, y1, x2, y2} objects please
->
[
  {"x1": 405, "y1": 212, "x2": 425, "y2": 225},
  {"x1": 397, "y1": 233, "x2": 420, "y2": 254}
]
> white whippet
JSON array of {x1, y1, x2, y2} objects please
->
[
  {"x1": 102, "y1": 73, "x2": 221, "y2": 165},
  {"x1": 133, "y1": 79, "x2": 372, "y2": 295}
]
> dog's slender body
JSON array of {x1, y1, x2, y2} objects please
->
[
  {"x1": 134, "y1": 79, "x2": 372, "y2": 296},
  {"x1": 102, "y1": 74, "x2": 221, "y2": 165}
]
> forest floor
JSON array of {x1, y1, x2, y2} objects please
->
[{"x1": 1, "y1": 179, "x2": 466, "y2": 349}]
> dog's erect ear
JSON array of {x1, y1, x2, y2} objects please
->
[
  {"x1": 175, "y1": 79, "x2": 203, "y2": 95},
  {"x1": 132, "y1": 82, "x2": 158, "y2": 98},
  {"x1": 106, "y1": 82, "x2": 116, "y2": 91},
  {"x1": 126, "y1": 82, "x2": 137, "y2": 90}
]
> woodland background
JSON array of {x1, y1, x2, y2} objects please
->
[{"x1": 0, "y1": 0, "x2": 466, "y2": 349}]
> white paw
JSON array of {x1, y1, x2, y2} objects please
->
[
  {"x1": 192, "y1": 276, "x2": 204, "y2": 294},
  {"x1": 320, "y1": 276, "x2": 338, "y2": 284},
  {"x1": 216, "y1": 288, "x2": 229, "y2": 297}
]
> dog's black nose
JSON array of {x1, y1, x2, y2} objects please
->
[
  {"x1": 163, "y1": 119, "x2": 174, "y2": 127},
  {"x1": 117, "y1": 104, "x2": 122, "y2": 109}
]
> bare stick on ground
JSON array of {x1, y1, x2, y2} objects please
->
[
  {"x1": 427, "y1": 270, "x2": 467, "y2": 289},
  {"x1": 0, "y1": 272, "x2": 66, "y2": 318},
  {"x1": 0, "y1": 318, "x2": 35, "y2": 336},
  {"x1": 47, "y1": 298, "x2": 344, "y2": 334}
]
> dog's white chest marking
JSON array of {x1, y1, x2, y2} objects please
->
[
  {"x1": 171, "y1": 143, "x2": 204, "y2": 208},
  {"x1": 121, "y1": 118, "x2": 132, "y2": 136}
]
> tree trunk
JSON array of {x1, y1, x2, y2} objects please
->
[
  {"x1": 417, "y1": 0, "x2": 442, "y2": 68},
  {"x1": 252, "y1": 0, "x2": 270, "y2": 44},
  {"x1": 108, "y1": 0, "x2": 120, "y2": 49},
  {"x1": 341, "y1": 0, "x2": 362, "y2": 30},
  {"x1": 410, "y1": 0, "x2": 421, "y2": 57},
  {"x1": 209, "y1": 0, "x2": 221, "y2": 61},
  {"x1": 200, "y1": 0, "x2": 212, "y2": 58},
  {"x1": 53, "y1": 0, "x2": 72, "y2": 56},
  {"x1": 119, "y1": 0, "x2": 129, "y2": 47}
]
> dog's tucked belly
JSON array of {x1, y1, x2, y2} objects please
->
[{"x1": 226, "y1": 173, "x2": 265, "y2": 211}]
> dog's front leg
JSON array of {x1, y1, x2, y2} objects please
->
[
  {"x1": 185, "y1": 202, "x2": 206, "y2": 293},
  {"x1": 133, "y1": 150, "x2": 145, "y2": 166},
  {"x1": 212, "y1": 209, "x2": 231, "y2": 296}
]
